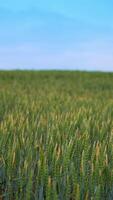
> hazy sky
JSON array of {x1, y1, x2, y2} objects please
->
[{"x1": 0, "y1": 0, "x2": 113, "y2": 71}]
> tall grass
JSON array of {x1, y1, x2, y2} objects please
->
[{"x1": 0, "y1": 71, "x2": 113, "y2": 199}]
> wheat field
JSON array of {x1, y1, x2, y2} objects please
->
[{"x1": 0, "y1": 71, "x2": 113, "y2": 199}]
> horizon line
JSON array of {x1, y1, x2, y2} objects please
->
[{"x1": 0, "y1": 68, "x2": 113, "y2": 73}]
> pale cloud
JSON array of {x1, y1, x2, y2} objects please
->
[{"x1": 0, "y1": 41, "x2": 113, "y2": 71}]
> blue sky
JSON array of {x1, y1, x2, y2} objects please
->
[{"x1": 0, "y1": 0, "x2": 113, "y2": 71}]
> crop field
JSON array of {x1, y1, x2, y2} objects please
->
[{"x1": 0, "y1": 71, "x2": 113, "y2": 199}]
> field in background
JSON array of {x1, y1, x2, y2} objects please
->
[{"x1": 0, "y1": 71, "x2": 113, "y2": 199}]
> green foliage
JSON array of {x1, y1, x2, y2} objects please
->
[{"x1": 0, "y1": 71, "x2": 113, "y2": 199}]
